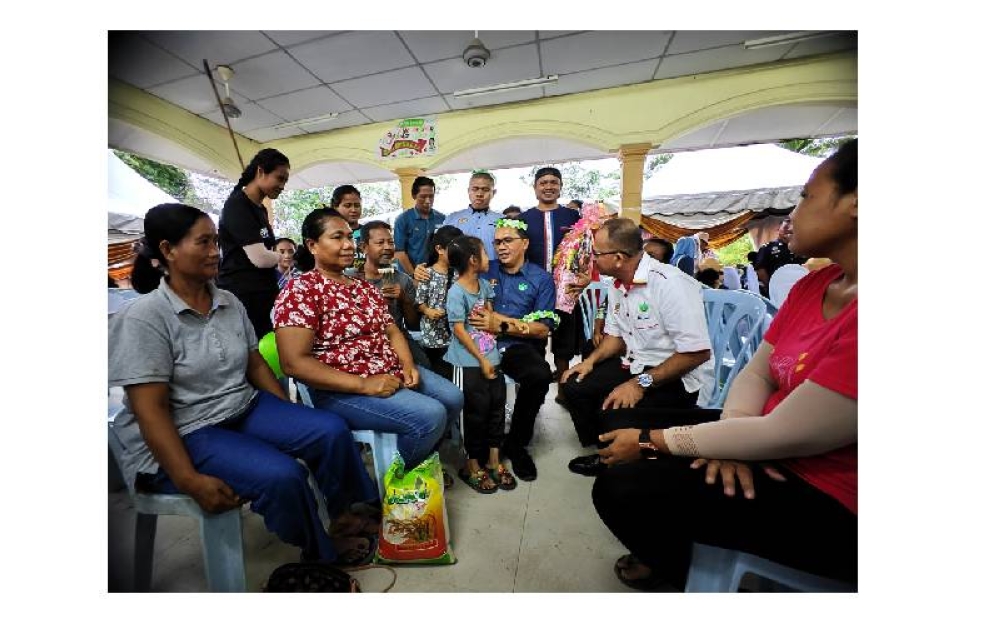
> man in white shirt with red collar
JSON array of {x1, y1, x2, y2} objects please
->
[{"x1": 560, "y1": 218, "x2": 714, "y2": 476}]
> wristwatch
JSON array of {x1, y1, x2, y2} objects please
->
[
  {"x1": 636, "y1": 372, "x2": 654, "y2": 389},
  {"x1": 638, "y1": 429, "x2": 658, "y2": 460}
]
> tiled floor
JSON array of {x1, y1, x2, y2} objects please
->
[{"x1": 107, "y1": 383, "x2": 642, "y2": 593}]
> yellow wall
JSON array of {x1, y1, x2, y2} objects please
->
[{"x1": 109, "y1": 51, "x2": 857, "y2": 181}]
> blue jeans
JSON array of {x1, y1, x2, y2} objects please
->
[
  {"x1": 141, "y1": 391, "x2": 377, "y2": 562},
  {"x1": 309, "y1": 366, "x2": 463, "y2": 468}
]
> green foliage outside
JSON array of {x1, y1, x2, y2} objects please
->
[
  {"x1": 716, "y1": 233, "x2": 755, "y2": 267},
  {"x1": 519, "y1": 162, "x2": 621, "y2": 202},
  {"x1": 113, "y1": 149, "x2": 189, "y2": 201},
  {"x1": 778, "y1": 135, "x2": 855, "y2": 158}
]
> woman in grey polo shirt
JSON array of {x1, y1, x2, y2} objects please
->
[{"x1": 109, "y1": 203, "x2": 379, "y2": 565}]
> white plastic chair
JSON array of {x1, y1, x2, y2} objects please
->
[
  {"x1": 744, "y1": 265, "x2": 761, "y2": 296},
  {"x1": 722, "y1": 267, "x2": 741, "y2": 291},
  {"x1": 578, "y1": 281, "x2": 608, "y2": 342},
  {"x1": 108, "y1": 409, "x2": 246, "y2": 592},
  {"x1": 699, "y1": 290, "x2": 768, "y2": 409},
  {"x1": 767, "y1": 264, "x2": 808, "y2": 308},
  {"x1": 685, "y1": 543, "x2": 856, "y2": 592},
  {"x1": 294, "y1": 380, "x2": 399, "y2": 500}
]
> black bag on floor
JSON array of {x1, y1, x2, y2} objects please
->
[{"x1": 263, "y1": 562, "x2": 361, "y2": 592}]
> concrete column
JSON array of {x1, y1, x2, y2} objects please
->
[
  {"x1": 394, "y1": 167, "x2": 425, "y2": 210},
  {"x1": 617, "y1": 143, "x2": 652, "y2": 225}
]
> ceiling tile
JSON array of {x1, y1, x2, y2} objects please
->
[
  {"x1": 781, "y1": 32, "x2": 858, "y2": 59},
  {"x1": 289, "y1": 31, "x2": 414, "y2": 83},
  {"x1": 334, "y1": 66, "x2": 438, "y2": 109},
  {"x1": 543, "y1": 60, "x2": 658, "y2": 97},
  {"x1": 541, "y1": 31, "x2": 671, "y2": 75},
  {"x1": 143, "y1": 31, "x2": 277, "y2": 68},
  {"x1": 200, "y1": 100, "x2": 284, "y2": 132},
  {"x1": 257, "y1": 86, "x2": 354, "y2": 121},
  {"x1": 539, "y1": 31, "x2": 586, "y2": 39},
  {"x1": 424, "y1": 43, "x2": 541, "y2": 94},
  {"x1": 398, "y1": 31, "x2": 537, "y2": 63},
  {"x1": 661, "y1": 121, "x2": 727, "y2": 150},
  {"x1": 361, "y1": 96, "x2": 450, "y2": 122},
  {"x1": 243, "y1": 125, "x2": 311, "y2": 143},
  {"x1": 264, "y1": 31, "x2": 347, "y2": 47},
  {"x1": 147, "y1": 74, "x2": 229, "y2": 115},
  {"x1": 667, "y1": 31, "x2": 787, "y2": 55},
  {"x1": 282, "y1": 110, "x2": 373, "y2": 136},
  {"x1": 229, "y1": 51, "x2": 321, "y2": 100},
  {"x1": 109, "y1": 32, "x2": 198, "y2": 89},
  {"x1": 443, "y1": 86, "x2": 545, "y2": 110},
  {"x1": 655, "y1": 44, "x2": 788, "y2": 81}
]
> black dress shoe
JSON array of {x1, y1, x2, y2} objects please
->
[
  {"x1": 505, "y1": 446, "x2": 537, "y2": 481},
  {"x1": 568, "y1": 453, "x2": 605, "y2": 476}
]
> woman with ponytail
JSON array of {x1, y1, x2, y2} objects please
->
[
  {"x1": 217, "y1": 148, "x2": 290, "y2": 339},
  {"x1": 111, "y1": 203, "x2": 380, "y2": 566}
]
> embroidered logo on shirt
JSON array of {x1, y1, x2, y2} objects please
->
[
  {"x1": 518, "y1": 282, "x2": 528, "y2": 291},
  {"x1": 458, "y1": 218, "x2": 469, "y2": 224}
]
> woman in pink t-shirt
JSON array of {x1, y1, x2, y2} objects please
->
[{"x1": 592, "y1": 139, "x2": 859, "y2": 591}]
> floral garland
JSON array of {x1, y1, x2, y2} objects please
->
[
  {"x1": 495, "y1": 218, "x2": 527, "y2": 231},
  {"x1": 521, "y1": 310, "x2": 561, "y2": 328}
]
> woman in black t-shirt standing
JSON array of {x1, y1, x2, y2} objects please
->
[{"x1": 217, "y1": 148, "x2": 290, "y2": 339}]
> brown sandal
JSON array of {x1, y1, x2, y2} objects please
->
[
  {"x1": 459, "y1": 468, "x2": 498, "y2": 494},
  {"x1": 488, "y1": 463, "x2": 517, "y2": 490}
]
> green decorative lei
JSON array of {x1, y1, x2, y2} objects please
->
[
  {"x1": 521, "y1": 310, "x2": 561, "y2": 328},
  {"x1": 496, "y1": 218, "x2": 527, "y2": 231}
]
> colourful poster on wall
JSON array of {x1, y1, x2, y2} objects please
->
[{"x1": 377, "y1": 117, "x2": 437, "y2": 159}]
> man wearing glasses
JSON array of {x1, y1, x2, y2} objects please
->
[
  {"x1": 560, "y1": 219, "x2": 714, "y2": 477},
  {"x1": 463, "y1": 218, "x2": 559, "y2": 482},
  {"x1": 442, "y1": 170, "x2": 503, "y2": 260}
]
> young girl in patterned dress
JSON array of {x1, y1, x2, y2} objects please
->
[
  {"x1": 415, "y1": 225, "x2": 464, "y2": 381},
  {"x1": 444, "y1": 236, "x2": 516, "y2": 493}
]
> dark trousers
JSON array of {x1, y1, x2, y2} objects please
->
[
  {"x1": 499, "y1": 343, "x2": 553, "y2": 450},
  {"x1": 459, "y1": 367, "x2": 507, "y2": 461},
  {"x1": 591, "y1": 408, "x2": 857, "y2": 589},
  {"x1": 405, "y1": 334, "x2": 432, "y2": 369},
  {"x1": 562, "y1": 358, "x2": 699, "y2": 448},
  {"x1": 229, "y1": 287, "x2": 279, "y2": 341},
  {"x1": 424, "y1": 346, "x2": 453, "y2": 382}
]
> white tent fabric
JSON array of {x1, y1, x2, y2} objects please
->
[{"x1": 108, "y1": 150, "x2": 178, "y2": 218}]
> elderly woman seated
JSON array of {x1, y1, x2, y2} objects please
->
[
  {"x1": 109, "y1": 203, "x2": 380, "y2": 565},
  {"x1": 273, "y1": 208, "x2": 463, "y2": 469}
]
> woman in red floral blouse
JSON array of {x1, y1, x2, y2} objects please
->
[{"x1": 273, "y1": 208, "x2": 463, "y2": 468}]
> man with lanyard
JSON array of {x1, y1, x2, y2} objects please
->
[
  {"x1": 393, "y1": 176, "x2": 445, "y2": 276},
  {"x1": 519, "y1": 166, "x2": 585, "y2": 403},
  {"x1": 559, "y1": 218, "x2": 714, "y2": 477},
  {"x1": 442, "y1": 170, "x2": 502, "y2": 261},
  {"x1": 464, "y1": 218, "x2": 558, "y2": 481}
]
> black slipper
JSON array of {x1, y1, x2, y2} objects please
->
[{"x1": 614, "y1": 560, "x2": 671, "y2": 591}]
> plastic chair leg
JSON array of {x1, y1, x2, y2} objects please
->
[
  {"x1": 198, "y1": 508, "x2": 246, "y2": 592},
  {"x1": 133, "y1": 512, "x2": 158, "y2": 592},
  {"x1": 684, "y1": 543, "x2": 742, "y2": 592}
]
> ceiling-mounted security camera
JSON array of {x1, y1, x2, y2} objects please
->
[{"x1": 463, "y1": 36, "x2": 491, "y2": 68}]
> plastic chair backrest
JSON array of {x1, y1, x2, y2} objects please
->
[
  {"x1": 685, "y1": 543, "x2": 856, "y2": 592},
  {"x1": 701, "y1": 290, "x2": 768, "y2": 409},
  {"x1": 578, "y1": 282, "x2": 608, "y2": 341},
  {"x1": 768, "y1": 264, "x2": 808, "y2": 308},
  {"x1": 722, "y1": 267, "x2": 741, "y2": 291},
  {"x1": 745, "y1": 265, "x2": 761, "y2": 296}
]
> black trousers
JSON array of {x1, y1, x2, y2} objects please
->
[
  {"x1": 459, "y1": 367, "x2": 507, "y2": 461},
  {"x1": 551, "y1": 304, "x2": 583, "y2": 361},
  {"x1": 562, "y1": 358, "x2": 699, "y2": 448},
  {"x1": 423, "y1": 346, "x2": 453, "y2": 382},
  {"x1": 499, "y1": 343, "x2": 553, "y2": 450},
  {"x1": 230, "y1": 287, "x2": 279, "y2": 340},
  {"x1": 591, "y1": 408, "x2": 857, "y2": 589}
]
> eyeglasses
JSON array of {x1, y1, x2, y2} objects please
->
[
  {"x1": 493, "y1": 237, "x2": 523, "y2": 247},
  {"x1": 592, "y1": 249, "x2": 631, "y2": 258}
]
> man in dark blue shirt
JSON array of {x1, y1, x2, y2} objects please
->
[
  {"x1": 393, "y1": 176, "x2": 445, "y2": 275},
  {"x1": 466, "y1": 218, "x2": 558, "y2": 481}
]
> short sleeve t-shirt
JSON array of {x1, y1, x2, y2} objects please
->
[
  {"x1": 764, "y1": 264, "x2": 858, "y2": 514},
  {"x1": 415, "y1": 267, "x2": 452, "y2": 349},
  {"x1": 218, "y1": 188, "x2": 277, "y2": 294},
  {"x1": 444, "y1": 278, "x2": 500, "y2": 367},
  {"x1": 272, "y1": 270, "x2": 402, "y2": 378}
]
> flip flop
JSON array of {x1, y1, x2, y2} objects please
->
[
  {"x1": 459, "y1": 468, "x2": 498, "y2": 494},
  {"x1": 334, "y1": 535, "x2": 377, "y2": 567},
  {"x1": 488, "y1": 464, "x2": 517, "y2": 491},
  {"x1": 614, "y1": 559, "x2": 671, "y2": 591},
  {"x1": 615, "y1": 553, "x2": 639, "y2": 572}
]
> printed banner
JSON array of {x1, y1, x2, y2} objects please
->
[{"x1": 377, "y1": 117, "x2": 437, "y2": 159}]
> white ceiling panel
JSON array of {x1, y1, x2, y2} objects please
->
[
  {"x1": 229, "y1": 51, "x2": 320, "y2": 100},
  {"x1": 361, "y1": 96, "x2": 450, "y2": 123},
  {"x1": 263, "y1": 31, "x2": 347, "y2": 47},
  {"x1": 424, "y1": 43, "x2": 542, "y2": 94},
  {"x1": 541, "y1": 31, "x2": 671, "y2": 75},
  {"x1": 282, "y1": 110, "x2": 374, "y2": 136},
  {"x1": 543, "y1": 60, "x2": 658, "y2": 97},
  {"x1": 782, "y1": 32, "x2": 858, "y2": 60},
  {"x1": 109, "y1": 119, "x2": 221, "y2": 175},
  {"x1": 200, "y1": 100, "x2": 285, "y2": 132},
  {"x1": 147, "y1": 74, "x2": 228, "y2": 115},
  {"x1": 257, "y1": 86, "x2": 354, "y2": 121},
  {"x1": 720, "y1": 104, "x2": 848, "y2": 144},
  {"x1": 289, "y1": 31, "x2": 414, "y2": 83},
  {"x1": 243, "y1": 125, "x2": 311, "y2": 143},
  {"x1": 334, "y1": 66, "x2": 439, "y2": 109},
  {"x1": 143, "y1": 31, "x2": 277, "y2": 69},
  {"x1": 539, "y1": 31, "x2": 586, "y2": 39},
  {"x1": 398, "y1": 31, "x2": 537, "y2": 63},
  {"x1": 444, "y1": 86, "x2": 545, "y2": 110},
  {"x1": 655, "y1": 44, "x2": 788, "y2": 80},
  {"x1": 430, "y1": 136, "x2": 608, "y2": 173},
  {"x1": 667, "y1": 31, "x2": 785, "y2": 55},
  {"x1": 293, "y1": 160, "x2": 395, "y2": 188},
  {"x1": 109, "y1": 33, "x2": 198, "y2": 89},
  {"x1": 658, "y1": 121, "x2": 727, "y2": 151}
]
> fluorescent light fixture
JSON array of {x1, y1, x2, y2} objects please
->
[
  {"x1": 743, "y1": 31, "x2": 838, "y2": 50},
  {"x1": 453, "y1": 75, "x2": 559, "y2": 99},
  {"x1": 270, "y1": 113, "x2": 339, "y2": 131}
]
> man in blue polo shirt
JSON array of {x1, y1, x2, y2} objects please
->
[
  {"x1": 393, "y1": 175, "x2": 445, "y2": 276},
  {"x1": 466, "y1": 218, "x2": 558, "y2": 481},
  {"x1": 442, "y1": 170, "x2": 502, "y2": 261}
]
